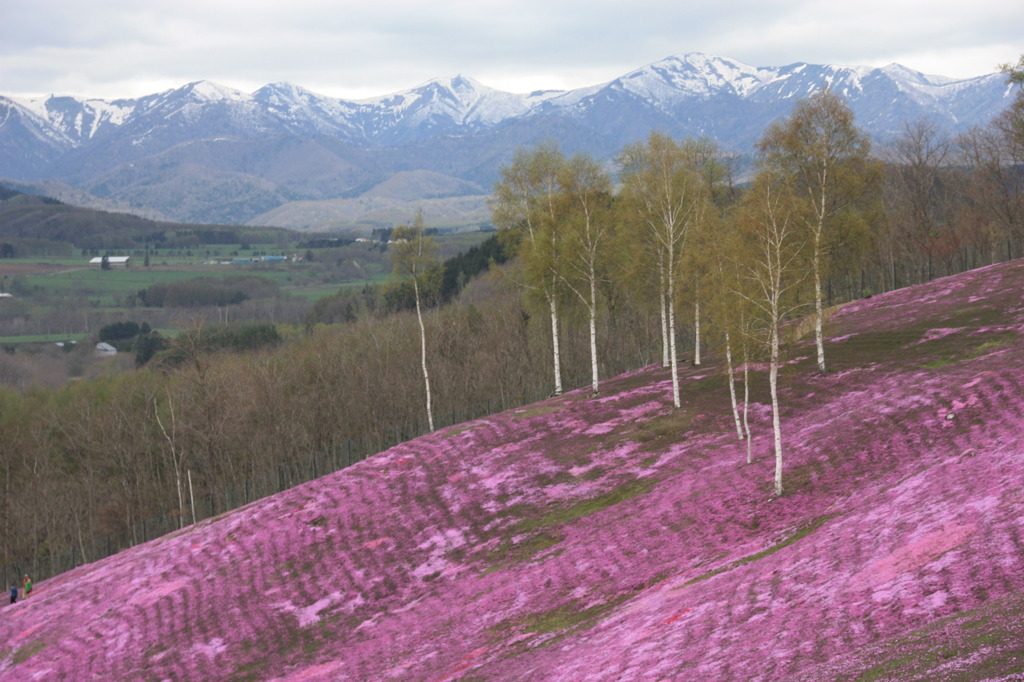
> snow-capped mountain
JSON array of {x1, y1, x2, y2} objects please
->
[{"x1": 0, "y1": 53, "x2": 1012, "y2": 229}]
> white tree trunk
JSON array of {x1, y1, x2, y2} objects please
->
[
  {"x1": 548, "y1": 292, "x2": 563, "y2": 396},
  {"x1": 174, "y1": 467, "x2": 184, "y2": 530},
  {"x1": 155, "y1": 396, "x2": 186, "y2": 530},
  {"x1": 725, "y1": 331, "x2": 743, "y2": 439},
  {"x1": 188, "y1": 468, "x2": 196, "y2": 525},
  {"x1": 693, "y1": 298, "x2": 701, "y2": 366},
  {"x1": 770, "y1": 324, "x2": 783, "y2": 496},
  {"x1": 743, "y1": 347, "x2": 752, "y2": 465},
  {"x1": 813, "y1": 232, "x2": 826, "y2": 374},
  {"x1": 659, "y1": 262, "x2": 670, "y2": 368},
  {"x1": 414, "y1": 280, "x2": 435, "y2": 432},
  {"x1": 667, "y1": 255, "x2": 680, "y2": 409},
  {"x1": 589, "y1": 271, "x2": 599, "y2": 396}
]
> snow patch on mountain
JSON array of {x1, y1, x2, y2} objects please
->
[
  {"x1": 356, "y1": 74, "x2": 559, "y2": 126},
  {"x1": 184, "y1": 81, "x2": 251, "y2": 103},
  {"x1": 617, "y1": 53, "x2": 779, "y2": 100},
  {"x1": 0, "y1": 52, "x2": 1011, "y2": 227},
  {"x1": 1, "y1": 52, "x2": 1006, "y2": 151}
]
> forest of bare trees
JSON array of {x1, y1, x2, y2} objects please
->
[{"x1": 2, "y1": 60, "x2": 1022, "y2": 581}]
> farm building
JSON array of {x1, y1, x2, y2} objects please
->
[
  {"x1": 94, "y1": 342, "x2": 117, "y2": 356},
  {"x1": 89, "y1": 256, "x2": 131, "y2": 268}
]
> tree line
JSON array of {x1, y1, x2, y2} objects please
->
[
  {"x1": 0, "y1": 188, "x2": 293, "y2": 255},
  {"x1": 480, "y1": 64, "x2": 1022, "y2": 497},
  {"x1": 1, "y1": 60, "x2": 1021, "y2": 577}
]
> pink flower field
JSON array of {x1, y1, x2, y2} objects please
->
[{"x1": 2, "y1": 260, "x2": 1024, "y2": 681}]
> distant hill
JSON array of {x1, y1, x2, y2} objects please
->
[
  {"x1": 0, "y1": 53, "x2": 1012, "y2": 230},
  {"x1": 0, "y1": 185, "x2": 294, "y2": 252},
  {"x1": 2, "y1": 258, "x2": 1022, "y2": 679}
]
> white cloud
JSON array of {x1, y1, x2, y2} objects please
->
[{"x1": 0, "y1": 0, "x2": 1020, "y2": 99}]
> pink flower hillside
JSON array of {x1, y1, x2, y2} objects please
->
[{"x1": 1, "y1": 259, "x2": 1023, "y2": 681}]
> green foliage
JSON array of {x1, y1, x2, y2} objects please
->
[
  {"x1": 387, "y1": 211, "x2": 442, "y2": 315},
  {"x1": 1000, "y1": 55, "x2": 1024, "y2": 87},
  {"x1": 155, "y1": 322, "x2": 280, "y2": 367},
  {"x1": 203, "y1": 323, "x2": 281, "y2": 352},
  {"x1": 310, "y1": 233, "x2": 508, "y2": 321},
  {"x1": 0, "y1": 185, "x2": 291, "y2": 252},
  {"x1": 133, "y1": 331, "x2": 167, "y2": 367},
  {"x1": 390, "y1": 213, "x2": 440, "y2": 283},
  {"x1": 383, "y1": 264, "x2": 443, "y2": 313},
  {"x1": 439, "y1": 234, "x2": 509, "y2": 302},
  {"x1": 138, "y1": 275, "x2": 280, "y2": 308},
  {"x1": 99, "y1": 321, "x2": 142, "y2": 344},
  {"x1": 998, "y1": 56, "x2": 1024, "y2": 149},
  {"x1": 305, "y1": 285, "x2": 382, "y2": 326},
  {"x1": 490, "y1": 142, "x2": 569, "y2": 307}
]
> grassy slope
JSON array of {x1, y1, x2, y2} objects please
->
[{"x1": 1, "y1": 260, "x2": 1023, "y2": 681}]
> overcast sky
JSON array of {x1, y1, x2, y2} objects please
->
[{"x1": 1, "y1": 0, "x2": 1021, "y2": 101}]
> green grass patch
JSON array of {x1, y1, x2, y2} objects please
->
[
  {"x1": 0, "y1": 333, "x2": 89, "y2": 344},
  {"x1": 520, "y1": 597, "x2": 626, "y2": 635},
  {"x1": 922, "y1": 356, "x2": 959, "y2": 369},
  {"x1": 627, "y1": 409, "x2": 701, "y2": 449},
  {"x1": 12, "y1": 639, "x2": 48, "y2": 665},
  {"x1": 848, "y1": 598, "x2": 1024, "y2": 681},
  {"x1": 484, "y1": 478, "x2": 654, "y2": 573},
  {"x1": 734, "y1": 514, "x2": 838, "y2": 566},
  {"x1": 534, "y1": 470, "x2": 579, "y2": 487},
  {"x1": 280, "y1": 285, "x2": 352, "y2": 303},
  {"x1": 510, "y1": 404, "x2": 568, "y2": 419},
  {"x1": 442, "y1": 423, "x2": 482, "y2": 439},
  {"x1": 489, "y1": 572, "x2": 671, "y2": 659},
  {"x1": 512, "y1": 477, "x2": 655, "y2": 535},
  {"x1": 485, "y1": 531, "x2": 565, "y2": 570},
  {"x1": 922, "y1": 331, "x2": 1018, "y2": 370},
  {"x1": 142, "y1": 643, "x2": 169, "y2": 658},
  {"x1": 682, "y1": 513, "x2": 839, "y2": 587},
  {"x1": 966, "y1": 333, "x2": 1017, "y2": 358},
  {"x1": 489, "y1": 586, "x2": 651, "y2": 656},
  {"x1": 687, "y1": 374, "x2": 726, "y2": 392}
]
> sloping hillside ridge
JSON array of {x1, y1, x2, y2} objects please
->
[{"x1": 1, "y1": 260, "x2": 1023, "y2": 680}]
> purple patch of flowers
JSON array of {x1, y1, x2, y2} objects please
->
[{"x1": 2, "y1": 260, "x2": 1023, "y2": 681}]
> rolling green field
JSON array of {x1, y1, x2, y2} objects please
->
[{"x1": 0, "y1": 231, "x2": 488, "y2": 344}]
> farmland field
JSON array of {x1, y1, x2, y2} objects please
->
[{"x1": 0, "y1": 231, "x2": 488, "y2": 344}]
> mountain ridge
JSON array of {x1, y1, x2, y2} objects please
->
[{"x1": 0, "y1": 52, "x2": 1012, "y2": 230}]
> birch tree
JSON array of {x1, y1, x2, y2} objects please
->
[
  {"x1": 390, "y1": 210, "x2": 440, "y2": 431},
  {"x1": 154, "y1": 390, "x2": 189, "y2": 529},
  {"x1": 695, "y1": 211, "x2": 752, "y2": 450},
  {"x1": 618, "y1": 133, "x2": 715, "y2": 407},
  {"x1": 491, "y1": 143, "x2": 568, "y2": 395},
  {"x1": 735, "y1": 175, "x2": 811, "y2": 496},
  {"x1": 757, "y1": 89, "x2": 876, "y2": 373},
  {"x1": 557, "y1": 153, "x2": 613, "y2": 396}
]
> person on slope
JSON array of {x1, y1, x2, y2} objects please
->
[
  {"x1": 22, "y1": 575, "x2": 32, "y2": 598},
  {"x1": 8, "y1": 584, "x2": 16, "y2": 605}
]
